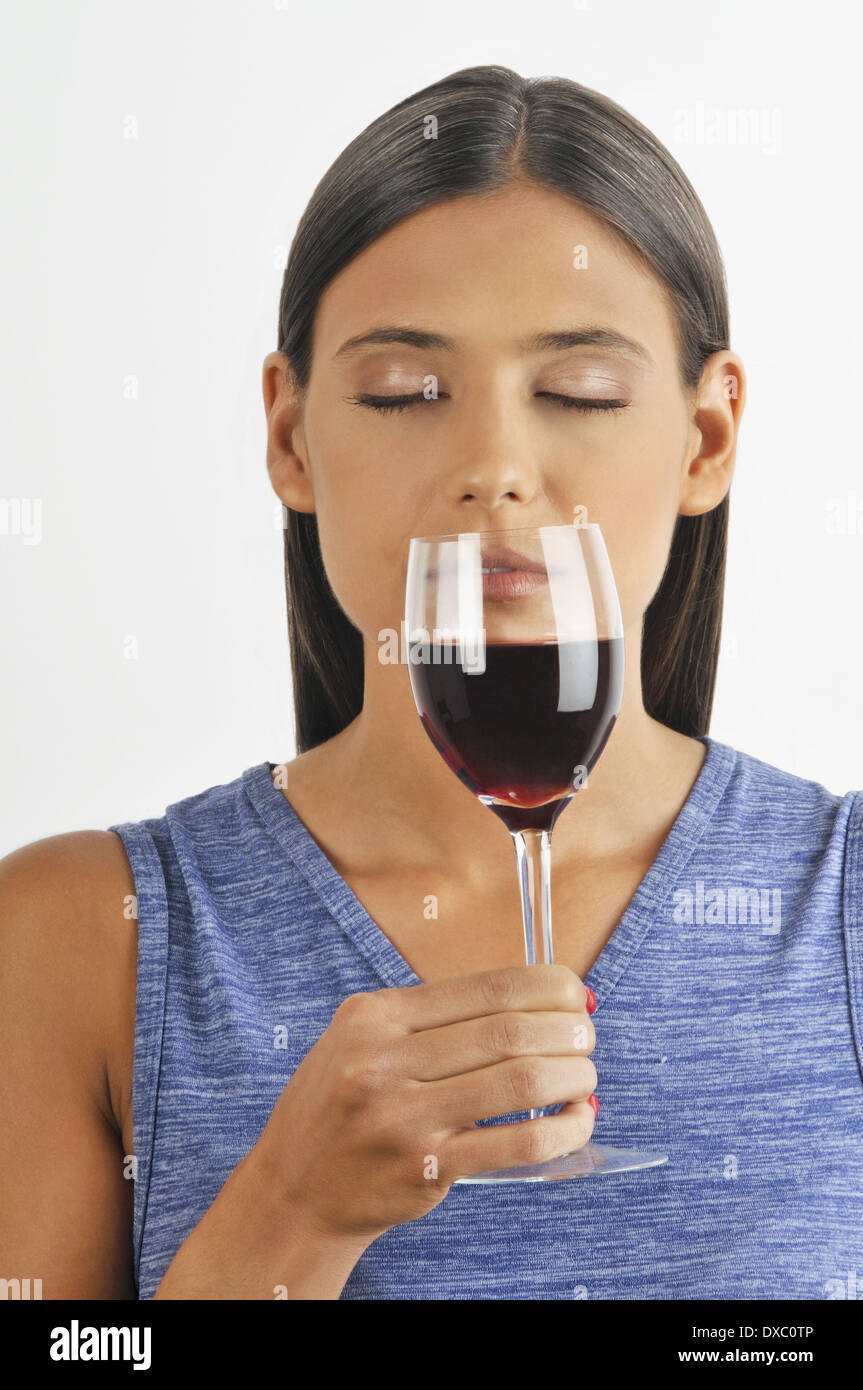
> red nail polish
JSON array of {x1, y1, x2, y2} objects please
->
[
  {"x1": 587, "y1": 1092, "x2": 599, "y2": 1117},
  {"x1": 585, "y1": 985, "x2": 597, "y2": 1014}
]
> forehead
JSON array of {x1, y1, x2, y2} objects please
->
[{"x1": 313, "y1": 181, "x2": 678, "y2": 362}]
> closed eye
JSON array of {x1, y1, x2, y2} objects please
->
[
  {"x1": 535, "y1": 392, "x2": 629, "y2": 414},
  {"x1": 344, "y1": 392, "x2": 629, "y2": 415}
]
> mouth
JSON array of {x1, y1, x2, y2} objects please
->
[
  {"x1": 477, "y1": 548, "x2": 547, "y2": 601},
  {"x1": 479, "y1": 546, "x2": 546, "y2": 575},
  {"x1": 479, "y1": 567, "x2": 548, "y2": 601},
  {"x1": 420, "y1": 542, "x2": 551, "y2": 600}
]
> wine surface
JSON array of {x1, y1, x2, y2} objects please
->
[{"x1": 410, "y1": 638, "x2": 623, "y2": 832}]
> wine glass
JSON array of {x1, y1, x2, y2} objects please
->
[{"x1": 404, "y1": 523, "x2": 669, "y2": 1181}]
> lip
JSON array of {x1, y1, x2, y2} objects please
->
[
  {"x1": 479, "y1": 546, "x2": 546, "y2": 574},
  {"x1": 424, "y1": 546, "x2": 547, "y2": 580},
  {"x1": 481, "y1": 568, "x2": 548, "y2": 601}
]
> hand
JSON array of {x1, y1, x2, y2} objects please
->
[{"x1": 251, "y1": 963, "x2": 597, "y2": 1246}]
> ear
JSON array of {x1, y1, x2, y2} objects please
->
[
  {"x1": 678, "y1": 350, "x2": 746, "y2": 517},
  {"x1": 262, "y1": 351, "x2": 315, "y2": 516}
]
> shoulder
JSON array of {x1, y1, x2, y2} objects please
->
[
  {"x1": 699, "y1": 740, "x2": 863, "y2": 940},
  {"x1": 709, "y1": 737, "x2": 859, "y2": 842},
  {"x1": 0, "y1": 824, "x2": 137, "y2": 894},
  {"x1": 0, "y1": 830, "x2": 137, "y2": 1135},
  {"x1": 0, "y1": 828, "x2": 138, "y2": 946},
  {"x1": 111, "y1": 763, "x2": 274, "y2": 859}
]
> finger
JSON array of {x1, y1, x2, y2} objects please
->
[
  {"x1": 421, "y1": 1053, "x2": 598, "y2": 1129},
  {"x1": 384, "y1": 963, "x2": 589, "y2": 1033},
  {"x1": 392, "y1": 1009, "x2": 595, "y2": 1082},
  {"x1": 439, "y1": 1099, "x2": 598, "y2": 1179}
]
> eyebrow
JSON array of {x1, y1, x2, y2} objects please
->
[{"x1": 332, "y1": 324, "x2": 653, "y2": 365}]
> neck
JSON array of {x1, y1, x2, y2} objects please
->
[{"x1": 285, "y1": 622, "x2": 706, "y2": 880}]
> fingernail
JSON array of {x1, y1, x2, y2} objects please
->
[
  {"x1": 584, "y1": 985, "x2": 597, "y2": 1014},
  {"x1": 587, "y1": 1092, "x2": 599, "y2": 1117}
]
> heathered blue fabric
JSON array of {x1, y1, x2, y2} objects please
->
[{"x1": 107, "y1": 735, "x2": 863, "y2": 1300}]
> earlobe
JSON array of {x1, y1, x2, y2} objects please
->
[
  {"x1": 267, "y1": 451, "x2": 316, "y2": 516},
  {"x1": 677, "y1": 351, "x2": 745, "y2": 517},
  {"x1": 262, "y1": 351, "x2": 316, "y2": 515}
]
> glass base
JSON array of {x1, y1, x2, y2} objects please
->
[{"x1": 452, "y1": 1142, "x2": 669, "y2": 1183}]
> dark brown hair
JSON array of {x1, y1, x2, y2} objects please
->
[{"x1": 276, "y1": 65, "x2": 730, "y2": 753}]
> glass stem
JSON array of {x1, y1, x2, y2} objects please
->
[{"x1": 512, "y1": 827, "x2": 554, "y2": 1121}]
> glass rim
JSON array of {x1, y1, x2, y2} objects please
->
[{"x1": 408, "y1": 522, "x2": 601, "y2": 544}]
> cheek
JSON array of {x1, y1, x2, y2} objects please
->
[
  {"x1": 593, "y1": 455, "x2": 682, "y2": 631},
  {"x1": 315, "y1": 434, "x2": 417, "y2": 529},
  {"x1": 313, "y1": 478, "x2": 408, "y2": 642},
  {"x1": 306, "y1": 422, "x2": 421, "y2": 638}
]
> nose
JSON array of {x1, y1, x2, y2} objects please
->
[
  {"x1": 442, "y1": 390, "x2": 543, "y2": 515},
  {"x1": 453, "y1": 464, "x2": 529, "y2": 510}
]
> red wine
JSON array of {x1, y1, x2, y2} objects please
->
[{"x1": 410, "y1": 638, "x2": 624, "y2": 832}]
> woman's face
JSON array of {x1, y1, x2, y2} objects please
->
[{"x1": 263, "y1": 180, "x2": 744, "y2": 644}]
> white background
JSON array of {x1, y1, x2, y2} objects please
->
[{"x1": 2, "y1": 0, "x2": 861, "y2": 852}]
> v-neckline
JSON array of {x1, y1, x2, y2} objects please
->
[{"x1": 243, "y1": 735, "x2": 737, "y2": 1001}]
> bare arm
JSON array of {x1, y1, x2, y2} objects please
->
[
  {"x1": 0, "y1": 833, "x2": 138, "y2": 1299},
  {"x1": 0, "y1": 831, "x2": 369, "y2": 1300},
  {"x1": 151, "y1": 1146, "x2": 370, "y2": 1299}
]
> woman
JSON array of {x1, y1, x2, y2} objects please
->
[{"x1": 2, "y1": 65, "x2": 861, "y2": 1301}]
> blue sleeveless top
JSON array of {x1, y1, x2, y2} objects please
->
[{"x1": 108, "y1": 735, "x2": 863, "y2": 1300}]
